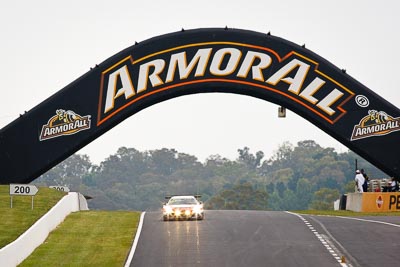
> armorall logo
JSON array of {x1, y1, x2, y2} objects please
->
[
  {"x1": 351, "y1": 110, "x2": 400, "y2": 141},
  {"x1": 97, "y1": 42, "x2": 354, "y2": 126},
  {"x1": 39, "y1": 109, "x2": 91, "y2": 141}
]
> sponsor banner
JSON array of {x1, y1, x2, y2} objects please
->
[
  {"x1": 361, "y1": 192, "x2": 400, "y2": 212},
  {"x1": 2, "y1": 28, "x2": 400, "y2": 185},
  {"x1": 97, "y1": 42, "x2": 355, "y2": 126},
  {"x1": 39, "y1": 109, "x2": 91, "y2": 141},
  {"x1": 351, "y1": 110, "x2": 400, "y2": 141}
]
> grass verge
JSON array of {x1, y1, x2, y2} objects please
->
[
  {"x1": 292, "y1": 210, "x2": 400, "y2": 216},
  {"x1": 0, "y1": 185, "x2": 66, "y2": 248},
  {"x1": 19, "y1": 210, "x2": 140, "y2": 267}
]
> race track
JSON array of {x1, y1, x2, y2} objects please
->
[
  {"x1": 130, "y1": 210, "x2": 349, "y2": 267},
  {"x1": 306, "y1": 215, "x2": 400, "y2": 267}
]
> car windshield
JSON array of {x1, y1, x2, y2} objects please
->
[{"x1": 168, "y1": 198, "x2": 198, "y2": 205}]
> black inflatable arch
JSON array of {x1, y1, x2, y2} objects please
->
[{"x1": 1, "y1": 28, "x2": 399, "y2": 184}]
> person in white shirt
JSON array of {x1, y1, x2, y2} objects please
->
[{"x1": 354, "y1": 170, "x2": 365, "y2": 192}]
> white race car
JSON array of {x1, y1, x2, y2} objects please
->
[{"x1": 162, "y1": 195, "x2": 204, "y2": 221}]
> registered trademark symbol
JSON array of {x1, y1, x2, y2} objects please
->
[{"x1": 355, "y1": 95, "x2": 369, "y2": 107}]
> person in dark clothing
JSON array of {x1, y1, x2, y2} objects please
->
[
  {"x1": 383, "y1": 177, "x2": 399, "y2": 192},
  {"x1": 361, "y1": 169, "x2": 369, "y2": 192},
  {"x1": 390, "y1": 177, "x2": 399, "y2": 192}
]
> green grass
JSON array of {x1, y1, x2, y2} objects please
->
[
  {"x1": 0, "y1": 185, "x2": 66, "y2": 248},
  {"x1": 1, "y1": 185, "x2": 140, "y2": 266},
  {"x1": 292, "y1": 210, "x2": 400, "y2": 216},
  {"x1": 20, "y1": 210, "x2": 140, "y2": 267}
]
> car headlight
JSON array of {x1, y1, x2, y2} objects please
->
[
  {"x1": 193, "y1": 205, "x2": 203, "y2": 214},
  {"x1": 175, "y1": 209, "x2": 181, "y2": 216},
  {"x1": 164, "y1": 206, "x2": 173, "y2": 214},
  {"x1": 185, "y1": 210, "x2": 191, "y2": 216}
]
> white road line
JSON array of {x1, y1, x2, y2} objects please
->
[
  {"x1": 286, "y1": 211, "x2": 348, "y2": 267},
  {"x1": 331, "y1": 216, "x2": 400, "y2": 227},
  {"x1": 124, "y1": 211, "x2": 146, "y2": 267}
]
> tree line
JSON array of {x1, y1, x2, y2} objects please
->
[{"x1": 35, "y1": 140, "x2": 388, "y2": 211}]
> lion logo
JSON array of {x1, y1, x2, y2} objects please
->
[
  {"x1": 360, "y1": 110, "x2": 390, "y2": 127},
  {"x1": 39, "y1": 109, "x2": 91, "y2": 141},
  {"x1": 351, "y1": 110, "x2": 400, "y2": 141}
]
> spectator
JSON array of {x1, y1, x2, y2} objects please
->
[
  {"x1": 354, "y1": 170, "x2": 365, "y2": 192},
  {"x1": 390, "y1": 177, "x2": 399, "y2": 192},
  {"x1": 361, "y1": 169, "x2": 369, "y2": 192},
  {"x1": 382, "y1": 177, "x2": 399, "y2": 192}
]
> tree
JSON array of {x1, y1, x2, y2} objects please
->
[
  {"x1": 271, "y1": 141, "x2": 293, "y2": 162},
  {"x1": 344, "y1": 180, "x2": 356, "y2": 193},
  {"x1": 205, "y1": 154, "x2": 230, "y2": 166},
  {"x1": 310, "y1": 188, "x2": 340, "y2": 210},
  {"x1": 37, "y1": 154, "x2": 93, "y2": 190},
  {"x1": 261, "y1": 141, "x2": 293, "y2": 174},
  {"x1": 237, "y1": 147, "x2": 264, "y2": 169},
  {"x1": 295, "y1": 178, "x2": 312, "y2": 209},
  {"x1": 268, "y1": 191, "x2": 283, "y2": 210},
  {"x1": 37, "y1": 139, "x2": 389, "y2": 212},
  {"x1": 266, "y1": 183, "x2": 275, "y2": 194},
  {"x1": 280, "y1": 189, "x2": 298, "y2": 210},
  {"x1": 149, "y1": 148, "x2": 179, "y2": 175},
  {"x1": 205, "y1": 182, "x2": 268, "y2": 210},
  {"x1": 276, "y1": 181, "x2": 286, "y2": 198}
]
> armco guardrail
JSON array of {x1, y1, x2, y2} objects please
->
[{"x1": 0, "y1": 192, "x2": 88, "y2": 267}]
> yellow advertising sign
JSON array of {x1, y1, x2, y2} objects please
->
[{"x1": 361, "y1": 192, "x2": 400, "y2": 212}]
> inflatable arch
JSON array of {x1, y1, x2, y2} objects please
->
[{"x1": 1, "y1": 28, "x2": 399, "y2": 184}]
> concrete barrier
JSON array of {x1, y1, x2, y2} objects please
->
[
  {"x1": 346, "y1": 193, "x2": 363, "y2": 212},
  {"x1": 346, "y1": 192, "x2": 400, "y2": 212},
  {"x1": 0, "y1": 192, "x2": 88, "y2": 267},
  {"x1": 333, "y1": 199, "x2": 340, "y2": 210}
]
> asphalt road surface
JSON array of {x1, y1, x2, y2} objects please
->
[
  {"x1": 304, "y1": 215, "x2": 400, "y2": 267},
  {"x1": 131, "y1": 210, "x2": 347, "y2": 267}
]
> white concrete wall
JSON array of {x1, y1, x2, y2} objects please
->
[
  {"x1": 0, "y1": 192, "x2": 88, "y2": 267},
  {"x1": 346, "y1": 192, "x2": 363, "y2": 212},
  {"x1": 78, "y1": 193, "x2": 89, "y2": 211}
]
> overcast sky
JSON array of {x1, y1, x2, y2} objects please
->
[{"x1": 1, "y1": 0, "x2": 399, "y2": 164}]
